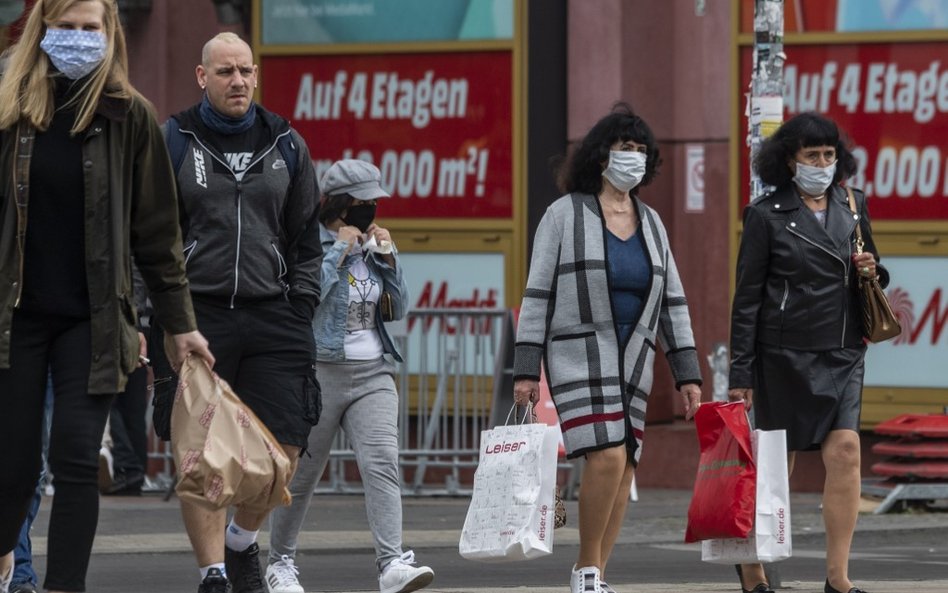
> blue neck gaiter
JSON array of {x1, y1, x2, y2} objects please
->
[{"x1": 198, "y1": 94, "x2": 256, "y2": 135}]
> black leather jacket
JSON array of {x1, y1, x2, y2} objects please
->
[{"x1": 729, "y1": 184, "x2": 889, "y2": 388}]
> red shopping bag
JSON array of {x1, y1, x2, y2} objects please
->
[{"x1": 684, "y1": 402, "x2": 756, "y2": 543}]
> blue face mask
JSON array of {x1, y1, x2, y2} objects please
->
[{"x1": 40, "y1": 29, "x2": 107, "y2": 80}]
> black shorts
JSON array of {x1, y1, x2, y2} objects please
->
[{"x1": 191, "y1": 296, "x2": 320, "y2": 449}]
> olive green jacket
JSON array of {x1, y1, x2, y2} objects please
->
[{"x1": 0, "y1": 94, "x2": 197, "y2": 394}]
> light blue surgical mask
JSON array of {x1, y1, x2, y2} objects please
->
[
  {"x1": 40, "y1": 29, "x2": 107, "y2": 80},
  {"x1": 602, "y1": 150, "x2": 647, "y2": 193},
  {"x1": 793, "y1": 161, "x2": 836, "y2": 197}
]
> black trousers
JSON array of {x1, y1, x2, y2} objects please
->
[
  {"x1": 0, "y1": 310, "x2": 114, "y2": 592},
  {"x1": 109, "y1": 366, "x2": 149, "y2": 477}
]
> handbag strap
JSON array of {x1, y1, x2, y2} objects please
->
[{"x1": 845, "y1": 186, "x2": 865, "y2": 255}]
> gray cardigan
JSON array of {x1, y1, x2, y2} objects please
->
[{"x1": 514, "y1": 193, "x2": 702, "y2": 463}]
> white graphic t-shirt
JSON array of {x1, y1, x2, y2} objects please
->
[{"x1": 344, "y1": 255, "x2": 385, "y2": 360}]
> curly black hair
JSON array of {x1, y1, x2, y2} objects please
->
[
  {"x1": 754, "y1": 112, "x2": 858, "y2": 188},
  {"x1": 560, "y1": 102, "x2": 662, "y2": 195}
]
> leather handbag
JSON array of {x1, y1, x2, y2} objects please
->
[
  {"x1": 379, "y1": 291, "x2": 395, "y2": 322},
  {"x1": 553, "y1": 487, "x2": 567, "y2": 529},
  {"x1": 846, "y1": 188, "x2": 901, "y2": 343}
]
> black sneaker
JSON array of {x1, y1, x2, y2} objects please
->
[
  {"x1": 198, "y1": 568, "x2": 230, "y2": 593},
  {"x1": 224, "y1": 543, "x2": 265, "y2": 593},
  {"x1": 10, "y1": 582, "x2": 39, "y2": 593}
]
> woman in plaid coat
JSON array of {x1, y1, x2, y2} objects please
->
[{"x1": 513, "y1": 105, "x2": 702, "y2": 593}]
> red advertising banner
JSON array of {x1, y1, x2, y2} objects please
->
[
  {"x1": 739, "y1": 42, "x2": 948, "y2": 221},
  {"x1": 261, "y1": 51, "x2": 512, "y2": 218}
]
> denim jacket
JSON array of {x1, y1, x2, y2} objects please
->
[{"x1": 313, "y1": 224, "x2": 408, "y2": 362}]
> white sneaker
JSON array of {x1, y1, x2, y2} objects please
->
[
  {"x1": 97, "y1": 446, "x2": 114, "y2": 492},
  {"x1": 379, "y1": 551, "x2": 434, "y2": 593},
  {"x1": 265, "y1": 555, "x2": 303, "y2": 593},
  {"x1": 1, "y1": 551, "x2": 13, "y2": 593},
  {"x1": 570, "y1": 564, "x2": 602, "y2": 593},
  {"x1": 601, "y1": 582, "x2": 617, "y2": 593}
]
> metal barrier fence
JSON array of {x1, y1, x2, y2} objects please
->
[
  {"x1": 145, "y1": 308, "x2": 516, "y2": 497},
  {"x1": 319, "y1": 307, "x2": 512, "y2": 495}
]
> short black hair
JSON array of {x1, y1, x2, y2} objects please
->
[
  {"x1": 560, "y1": 102, "x2": 662, "y2": 195},
  {"x1": 754, "y1": 112, "x2": 858, "y2": 188},
  {"x1": 318, "y1": 193, "x2": 352, "y2": 225}
]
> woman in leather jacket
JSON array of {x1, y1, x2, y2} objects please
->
[{"x1": 728, "y1": 113, "x2": 887, "y2": 593}]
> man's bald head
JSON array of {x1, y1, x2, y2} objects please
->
[{"x1": 202, "y1": 32, "x2": 252, "y2": 68}]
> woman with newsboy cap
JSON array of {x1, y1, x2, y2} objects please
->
[{"x1": 266, "y1": 160, "x2": 433, "y2": 593}]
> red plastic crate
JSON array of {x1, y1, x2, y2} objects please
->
[
  {"x1": 870, "y1": 460, "x2": 948, "y2": 479},
  {"x1": 873, "y1": 414, "x2": 948, "y2": 438},
  {"x1": 871, "y1": 439, "x2": 948, "y2": 459}
]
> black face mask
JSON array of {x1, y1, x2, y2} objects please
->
[{"x1": 342, "y1": 203, "x2": 377, "y2": 233}]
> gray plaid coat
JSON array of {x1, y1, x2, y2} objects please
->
[{"x1": 514, "y1": 193, "x2": 702, "y2": 463}]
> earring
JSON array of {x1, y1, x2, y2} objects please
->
[{"x1": 200, "y1": 84, "x2": 206, "y2": 90}]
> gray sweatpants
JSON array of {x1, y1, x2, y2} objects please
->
[{"x1": 268, "y1": 357, "x2": 404, "y2": 572}]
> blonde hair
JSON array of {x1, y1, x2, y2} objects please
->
[{"x1": 0, "y1": 0, "x2": 141, "y2": 134}]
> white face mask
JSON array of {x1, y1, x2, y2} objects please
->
[
  {"x1": 602, "y1": 150, "x2": 647, "y2": 192},
  {"x1": 793, "y1": 161, "x2": 836, "y2": 197}
]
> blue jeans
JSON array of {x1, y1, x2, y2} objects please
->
[{"x1": 12, "y1": 374, "x2": 54, "y2": 587}]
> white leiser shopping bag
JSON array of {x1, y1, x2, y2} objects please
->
[
  {"x1": 702, "y1": 429, "x2": 792, "y2": 564},
  {"x1": 459, "y1": 406, "x2": 559, "y2": 562}
]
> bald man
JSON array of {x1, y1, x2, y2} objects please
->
[{"x1": 162, "y1": 33, "x2": 322, "y2": 593}]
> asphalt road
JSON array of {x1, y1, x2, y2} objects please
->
[{"x1": 22, "y1": 490, "x2": 948, "y2": 592}]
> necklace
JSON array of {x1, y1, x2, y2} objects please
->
[
  {"x1": 602, "y1": 199, "x2": 632, "y2": 213},
  {"x1": 347, "y1": 265, "x2": 377, "y2": 301},
  {"x1": 800, "y1": 192, "x2": 825, "y2": 202}
]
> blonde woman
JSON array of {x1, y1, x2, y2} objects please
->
[{"x1": 0, "y1": 2, "x2": 212, "y2": 592}]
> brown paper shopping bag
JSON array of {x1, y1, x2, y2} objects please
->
[{"x1": 171, "y1": 356, "x2": 291, "y2": 513}]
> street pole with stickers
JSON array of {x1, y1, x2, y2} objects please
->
[
  {"x1": 749, "y1": 0, "x2": 786, "y2": 587},
  {"x1": 747, "y1": 0, "x2": 786, "y2": 202}
]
